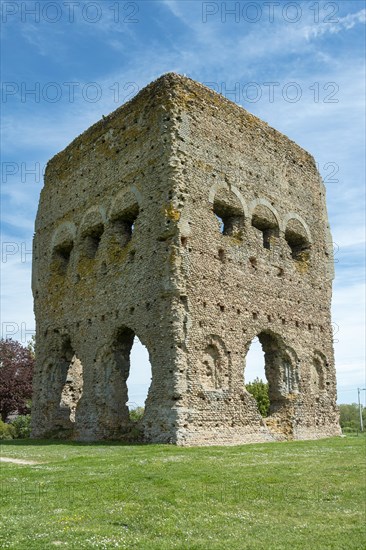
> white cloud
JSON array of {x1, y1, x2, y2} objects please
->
[{"x1": 303, "y1": 8, "x2": 366, "y2": 39}]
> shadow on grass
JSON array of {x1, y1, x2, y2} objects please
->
[{"x1": 0, "y1": 438, "x2": 149, "y2": 448}]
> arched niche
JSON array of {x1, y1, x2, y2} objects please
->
[
  {"x1": 50, "y1": 222, "x2": 77, "y2": 275},
  {"x1": 199, "y1": 335, "x2": 231, "y2": 391},
  {"x1": 209, "y1": 183, "x2": 247, "y2": 238},
  {"x1": 79, "y1": 208, "x2": 105, "y2": 259},
  {"x1": 250, "y1": 201, "x2": 280, "y2": 250},
  {"x1": 310, "y1": 351, "x2": 328, "y2": 395},
  {"x1": 108, "y1": 187, "x2": 141, "y2": 248},
  {"x1": 284, "y1": 216, "x2": 312, "y2": 264}
]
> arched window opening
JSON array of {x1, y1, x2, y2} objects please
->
[
  {"x1": 213, "y1": 188, "x2": 244, "y2": 238},
  {"x1": 81, "y1": 223, "x2": 104, "y2": 259},
  {"x1": 285, "y1": 230, "x2": 309, "y2": 260},
  {"x1": 52, "y1": 239, "x2": 73, "y2": 275},
  {"x1": 251, "y1": 206, "x2": 279, "y2": 250},
  {"x1": 58, "y1": 336, "x2": 83, "y2": 427},
  {"x1": 111, "y1": 203, "x2": 139, "y2": 248},
  {"x1": 285, "y1": 219, "x2": 311, "y2": 263}
]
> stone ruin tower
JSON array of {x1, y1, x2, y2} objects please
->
[{"x1": 31, "y1": 73, "x2": 341, "y2": 445}]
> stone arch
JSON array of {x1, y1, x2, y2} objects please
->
[
  {"x1": 209, "y1": 183, "x2": 249, "y2": 218},
  {"x1": 249, "y1": 199, "x2": 280, "y2": 250},
  {"x1": 244, "y1": 331, "x2": 299, "y2": 414},
  {"x1": 50, "y1": 222, "x2": 77, "y2": 275},
  {"x1": 284, "y1": 214, "x2": 312, "y2": 265},
  {"x1": 249, "y1": 198, "x2": 280, "y2": 228},
  {"x1": 199, "y1": 334, "x2": 231, "y2": 391},
  {"x1": 108, "y1": 187, "x2": 141, "y2": 248},
  {"x1": 208, "y1": 183, "x2": 247, "y2": 237},
  {"x1": 108, "y1": 186, "x2": 142, "y2": 220},
  {"x1": 283, "y1": 213, "x2": 312, "y2": 243},
  {"x1": 79, "y1": 204, "x2": 108, "y2": 228},
  {"x1": 51, "y1": 221, "x2": 77, "y2": 250},
  {"x1": 79, "y1": 207, "x2": 105, "y2": 259}
]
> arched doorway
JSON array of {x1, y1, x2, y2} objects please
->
[
  {"x1": 78, "y1": 327, "x2": 153, "y2": 440},
  {"x1": 244, "y1": 331, "x2": 299, "y2": 418}
]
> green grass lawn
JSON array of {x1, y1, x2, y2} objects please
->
[{"x1": 1, "y1": 436, "x2": 365, "y2": 549}]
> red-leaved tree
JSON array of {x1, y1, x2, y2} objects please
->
[{"x1": 0, "y1": 339, "x2": 34, "y2": 421}]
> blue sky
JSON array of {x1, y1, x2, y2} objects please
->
[{"x1": 1, "y1": 0, "x2": 365, "y2": 406}]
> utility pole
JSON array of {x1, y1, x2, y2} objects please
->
[{"x1": 357, "y1": 388, "x2": 365, "y2": 432}]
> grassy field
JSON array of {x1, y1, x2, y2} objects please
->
[{"x1": 1, "y1": 436, "x2": 365, "y2": 549}]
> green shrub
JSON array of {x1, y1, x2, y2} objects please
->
[
  {"x1": 246, "y1": 378, "x2": 270, "y2": 417},
  {"x1": 339, "y1": 403, "x2": 365, "y2": 430},
  {"x1": 342, "y1": 426, "x2": 358, "y2": 434},
  {"x1": 129, "y1": 406, "x2": 144, "y2": 423},
  {"x1": 0, "y1": 419, "x2": 16, "y2": 439},
  {"x1": 11, "y1": 414, "x2": 31, "y2": 438}
]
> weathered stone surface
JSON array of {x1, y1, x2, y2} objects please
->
[{"x1": 31, "y1": 73, "x2": 341, "y2": 445}]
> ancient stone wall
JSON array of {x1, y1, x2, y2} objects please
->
[{"x1": 31, "y1": 73, "x2": 341, "y2": 444}]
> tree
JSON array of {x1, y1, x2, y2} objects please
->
[
  {"x1": 0, "y1": 339, "x2": 34, "y2": 422},
  {"x1": 246, "y1": 377, "x2": 270, "y2": 417},
  {"x1": 339, "y1": 403, "x2": 366, "y2": 431}
]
